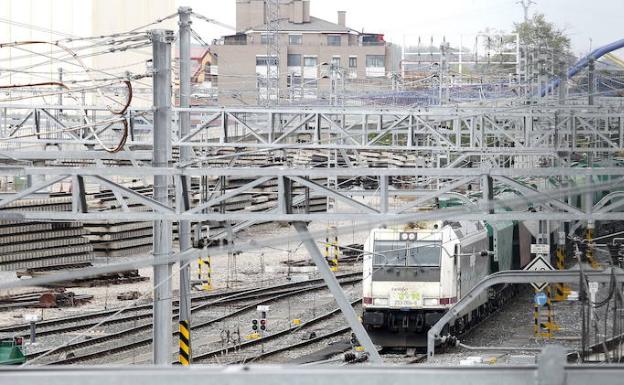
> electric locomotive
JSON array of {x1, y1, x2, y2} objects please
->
[{"x1": 361, "y1": 220, "x2": 518, "y2": 348}]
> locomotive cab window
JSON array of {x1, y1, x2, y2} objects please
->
[
  {"x1": 407, "y1": 241, "x2": 441, "y2": 266},
  {"x1": 372, "y1": 239, "x2": 441, "y2": 266},
  {"x1": 372, "y1": 240, "x2": 407, "y2": 266}
]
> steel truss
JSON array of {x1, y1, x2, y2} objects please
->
[
  {"x1": 1, "y1": 166, "x2": 623, "y2": 222},
  {"x1": 2, "y1": 27, "x2": 623, "y2": 369},
  {"x1": 2, "y1": 104, "x2": 624, "y2": 162}
]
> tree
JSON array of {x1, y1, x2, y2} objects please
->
[{"x1": 513, "y1": 13, "x2": 572, "y2": 61}]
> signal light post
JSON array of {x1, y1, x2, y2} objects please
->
[{"x1": 256, "y1": 305, "x2": 269, "y2": 352}]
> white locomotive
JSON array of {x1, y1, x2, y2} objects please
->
[{"x1": 362, "y1": 220, "x2": 516, "y2": 348}]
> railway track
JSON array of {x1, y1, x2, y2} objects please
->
[
  {"x1": 407, "y1": 354, "x2": 428, "y2": 364},
  {"x1": 0, "y1": 272, "x2": 361, "y2": 338},
  {"x1": 0, "y1": 289, "x2": 237, "y2": 335},
  {"x1": 221, "y1": 304, "x2": 431, "y2": 366},
  {"x1": 568, "y1": 332, "x2": 624, "y2": 363},
  {"x1": 191, "y1": 299, "x2": 361, "y2": 364},
  {"x1": 33, "y1": 275, "x2": 361, "y2": 364},
  {"x1": 231, "y1": 326, "x2": 352, "y2": 364}
]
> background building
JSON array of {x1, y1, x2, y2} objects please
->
[{"x1": 212, "y1": 0, "x2": 393, "y2": 105}]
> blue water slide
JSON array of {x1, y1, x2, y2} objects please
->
[{"x1": 539, "y1": 38, "x2": 624, "y2": 96}]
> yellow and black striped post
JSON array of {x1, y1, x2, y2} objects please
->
[
  {"x1": 534, "y1": 288, "x2": 554, "y2": 338},
  {"x1": 198, "y1": 256, "x2": 212, "y2": 291},
  {"x1": 533, "y1": 289, "x2": 539, "y2": 337},
  {"x1": 331, "y1": 228, "x2": 339, "y2": 272},
  {"x1": 586, "y1": 228, "x2": 600, "y2": 269},
  {"x1": 325, "y1": 229, "x2": 331, "y2": 268},
  {"x1": 178, "y1": 320, "x2": 191, "y2": 366},
  {"x1": 554, "y1": 248, "x2": 571, "y2": 301},
  {"x1": 545, "y1": 286, "x2": 560, "y2": 333}
]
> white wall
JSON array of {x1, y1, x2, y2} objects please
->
[{"x1": 0, "y1": 0, "x2": 175, "y2": 106}]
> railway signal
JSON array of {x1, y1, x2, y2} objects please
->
[
  {"x1": 350, "y1": 332, "x2": 364, "y2": 352},
  {"x1": 251, "y1": 319, "x2": 259, "y2": 331},
  {"x1": 350, "y1": 332, "x2": 358, "y2": 346},
  {"x1": 257, "y1": 305, "x2": 270, "y2": 332}
]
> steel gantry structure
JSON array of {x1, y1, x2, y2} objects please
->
[
  {"x1": 2, "y1": 166, "x2": 624, "y2": 222},
  {"x1": 2, "y1": 21, "x2": 624, "y2": 365},
  {"x1": 3, "y1": 104, "x2": 624, "y2": 158}
]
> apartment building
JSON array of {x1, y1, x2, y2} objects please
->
[{"x1": 212, "y1": 0, "x2": 390, "y2": 105}]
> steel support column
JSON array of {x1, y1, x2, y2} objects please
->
[
  {"x1": 177, "y1": 6, "x2": 193, "y2": 365},
  {"x1": 292, "y1": 221, "x2": 382, "y2": 363},
  {"x1": 151, "y1": 29, "x2": 174, "y2": 365},
  {"x1": 558, "y1": 61, "x2": 567, "y2": 105},
  {"x1": 588, "y1": 59, "x2": 595, "y2": 106}
]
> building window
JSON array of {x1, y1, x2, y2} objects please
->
[
  {"x1": 256, "y1": 56, "x2": 278, "y2": 66},
  {"x1": 289, "y1": 34, "x2": 302, "y2": 45},
  {"x1": 327, "y1": 35, "x2": 341, "y2": 46},
  {"x1": 260, "y1": 33, "x2": 275, "y2": 45},
  {"x1": 349, "y1": 57, "x2": 357, "y2": 68},
  {"x1": 304, "y1": 56, "x2": 318, "y2": 67},
  {"x1": 288, "y1": 75, "x2": 302, "y2": 87},
  {"x1": 287, "y1": 54, "x2": 302, "y2": 67},
  {"x1": 366, "y1": 55, "x2": 385, "y2": 67},
  {"x1": 331, "y1": 56, "x2": 341, "y2": 67}
]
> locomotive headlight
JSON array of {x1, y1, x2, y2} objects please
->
[{"x1": 423, "y1": 298, "x2": 439, "y2": 306}]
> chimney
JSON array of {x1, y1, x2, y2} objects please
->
[
  {"x1": 292, "y1": 0, "x2": 304, "y2": 24},
  {"x1": 235, "y1": 0, "x2": 250, "y2": 33},
  {"x1": 337, "y1": 11, "x2": 346, "y2": 27},
  {"x1": 303, "y1": 0, "x2": 310, "y2": 22}
]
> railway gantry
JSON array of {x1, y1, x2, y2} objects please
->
[{"x1": 1, "y1": 28, "x2": 623, "y2": 365}]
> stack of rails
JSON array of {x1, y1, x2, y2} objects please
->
[
  {"x1": 84, "y1": 176, "x2": 327, "y2": 256},
  {"x1": 200, "y1": 147, "x2": 430, "y2": 169},
  {"x1": 86, "y1": 186, "x2": 154, "y2": 258},
  {"x1": 291, "y1": 150, "x2": 434, "y2": 188},
  {"x1": 0, "y1": 197, "x2": 94, "y2": 271},
  {"x1": 290, "y1": 149, "x2": 430, "y2": 168},
  {"x1": 0, "y1": 152, "x2": 330, "y2": 270},
  {"x1": 206, "y1": 176, "x2": 328, "y2": 213},
  {"x1": 85, "y1": 222, "x2": 154, "y2": 258}
]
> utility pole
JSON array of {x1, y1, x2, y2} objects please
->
[
  {"x1": 265, "y1": 0, "x2": 280, "y2": 105},
  {"x1": 440, "y1": 42, "x2": 449, "y2": 105},
  {"x1": 329, "y1": 64, "x2": 337, "y2": 106},
  {"x1": 57, "y1": 67, "x2": 63, "y2": 110},
  {"x1": 150, "y1": 29, "x2": 174, "y2": 366},
  {"x1": 517, "y1": 0, "x2": 535, "y2": 22},
  {"x1": 177, "y1": 6, "x2": 193, "y2": 366},
  {"x1": 558, "y1": 60, "x2": 567, "y2": 105},
  {"x1": 588, "y1": 58, "x2": 595, "y2": 106}
]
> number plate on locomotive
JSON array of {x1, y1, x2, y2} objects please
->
[{"x1": 388, "y1": 287, "x2": 421, "y2": 307}]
